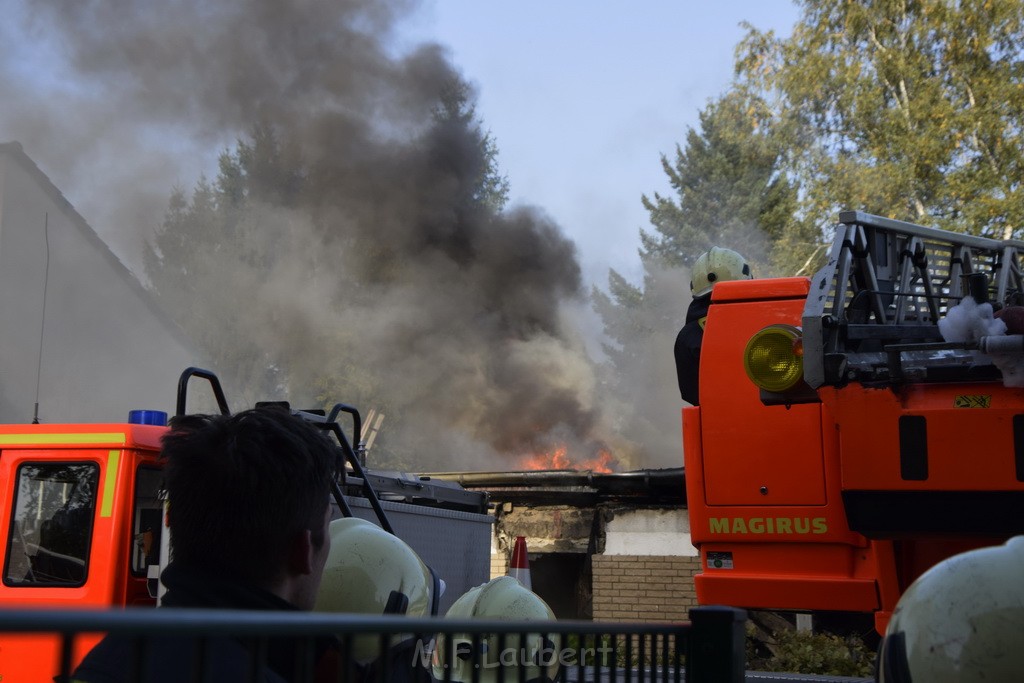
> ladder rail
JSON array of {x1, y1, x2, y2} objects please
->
[{"x1": 803, "y1": 211, "x2": 1024, "y2": 387}]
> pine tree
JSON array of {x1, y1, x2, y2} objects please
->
[
  {"x1": 432, "y1": 79, "x2": 510, "y2": 214},
  {"x1": 591, "y1": 90, "x2": 795, "y2": 464},
  {"x1": 640, "y1": 89, "x2": 796, "y2": 275}
]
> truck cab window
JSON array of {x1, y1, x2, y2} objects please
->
[
  {"x1": 4, "y1": 463, "x2": 99, "y2": 587},
  {"x1": 131, "y1": 467, "x2": 163, "y2": 577}
]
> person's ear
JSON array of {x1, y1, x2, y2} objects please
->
[{"x1": 288, "y1": 529, "x2": 315, "y2": 576}]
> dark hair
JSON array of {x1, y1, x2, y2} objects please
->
[{"x1": 162, "y1": 407, "x2": 336, "y2": 585}]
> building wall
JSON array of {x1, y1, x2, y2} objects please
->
[
  {"x1": 595, "y1": 508, "x2": 700, "y2": 621},
  {"x1": 0, "y1": 143, "x2": 199, "y2": 423},
  {"x1": 490, "y1": 531, "x2": 509, "y2": 579},
  {"x1": 489, "y1": 504, "x2": 702, "y2": 622},
  {"x1": 591, "y1": 554, "x2": 701, "y2": 623},
  {"x1": 604, "y1": 507, "x2": 697, "y2": 556}
]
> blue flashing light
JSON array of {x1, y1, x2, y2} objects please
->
[{"x1": 129, "y1": 410, "x2": 168, "y2": 426}]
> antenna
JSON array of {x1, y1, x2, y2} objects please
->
[{"x1": 33, "y1": 212, "x2": 50, "y2": 424}]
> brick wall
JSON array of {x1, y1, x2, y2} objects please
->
[
  {"x1": 591, "y1": 555, "x2": 701, "y2": 622},
  {"x1": 490, "y1": 551, "x2": 508, "y2": 579}
]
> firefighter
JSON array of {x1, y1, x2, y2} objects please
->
[
  {"x1": 72, "y1": 407, "x2": 339, "y2": 683},
  {"x1": 876, "y1": 536, "x2": 1024, "y2": 682},
  {"x1": 675, "y1": 247, "x2": 753, "y2": 404},
  {"x1": 432, "y1": 576, "x2": 559, "y2": 683},
  {"x1": 314, "y1": 516, "x2": 440, "y2": 683}
]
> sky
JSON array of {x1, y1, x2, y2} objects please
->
[
  {"x1": 400, "y1": 1, "x2": 802, "y2": 288},
  {"x1": 0, "y1": 0, "x2": 801, "y2": 291}
]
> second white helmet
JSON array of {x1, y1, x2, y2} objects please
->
[
  {"x1": 877, "y1": 536, "x2": 1024, "y2": 682},
  {"x1": 432, "y1": 576, "x2": 560, "y2": 683},
  {"x1": 690, "y1": 247, "x2": 752, "y2": 297}
]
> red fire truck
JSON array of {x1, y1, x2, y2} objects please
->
[{"x1": 684, "y1": 211, "x2": 1024, "y2": 634}]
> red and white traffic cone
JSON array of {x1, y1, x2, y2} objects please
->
[{"x1": 508, "y1": 535, "x2": 532, "y2": 590}]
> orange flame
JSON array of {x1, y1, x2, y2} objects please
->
[{"x1": 520, "y1": 445, "x2": 616, "y2": 473}]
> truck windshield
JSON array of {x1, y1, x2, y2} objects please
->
[{"x1": 4, "y1": 463, "x2": 99, "y2": 586}]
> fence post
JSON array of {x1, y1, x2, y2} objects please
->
[{"x1": 686, "y1": 606, "x2": 747, "y2": 683}]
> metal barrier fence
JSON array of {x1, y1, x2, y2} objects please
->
[{"x1": 0, "y1": 605, "x2": 746, "y2": 683}]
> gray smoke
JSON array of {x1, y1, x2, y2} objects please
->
[
  {"x1": 0, "y1": 0, "x2": 636, "y2": 469},
  {"x1": 2, "y1": 0, "x2": 441, "y2": 260},
  {"x1": 939, "y1": 296, "x2": 1024, "y2": 387}
]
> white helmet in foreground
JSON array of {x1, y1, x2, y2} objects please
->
[
  {"x1": 876, "y1": 535, "x2": 1024, "y2": 682},
  {"x1": 432, "y1": 576, "x2": 559, "y2": 683}
]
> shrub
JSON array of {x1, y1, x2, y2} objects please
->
[
  {"x1": 746, "y1": 622, "x2": 876, "y2": 677},
  {"x1": 741, "y1": 622, "x2": 876, "y2": 675}
]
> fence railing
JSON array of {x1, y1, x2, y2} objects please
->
[{"x1": 0, "y1": 605, "x2": 746, "y2": 683}]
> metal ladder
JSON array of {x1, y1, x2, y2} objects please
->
[
  {"x1": 175, "y1": 367, "x2": 394, "y2": 533},
  {"x1": 803, "y1": 211, "x2": 1024, "y2": 387}
]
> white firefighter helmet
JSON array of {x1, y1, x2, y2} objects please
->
[
  {"x1": 432, "y1": 576, "x2": 559, "y2": 683},
  {"x1": 690, "y1": 247, "x2": 752, "y2": 297},
  {"x1": 314, "y1": 517, "x2": 438, "y2": 663},
  {"x1": 876, "y1": 535, "x2": 1024, "y2": 682}
]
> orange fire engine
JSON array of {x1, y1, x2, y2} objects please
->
[
  {"x1": 0, "y1": 368, "x2": 474, "y2": 681},
  {"x1": 684, "y1": 211, "x2": 1024, "y2": 634},
  {"x1": 0, "y1": 420, "x2": 167, "y2": 679}
]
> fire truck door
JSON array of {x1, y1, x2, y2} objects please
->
[{"x1": 698, "y1": 294, "x2": 826, "y2": 506}]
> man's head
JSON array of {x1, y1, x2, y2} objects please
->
[
  {"x1": 162, "y1": 407, "x2": 337, "y2": 603},
  {"x1": 690, "y1": 247, "x2": 752, "y2": 297}
]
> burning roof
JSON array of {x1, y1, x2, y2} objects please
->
[{"x1": 420, "y1": 468, "x2": 685, "y2": 507}]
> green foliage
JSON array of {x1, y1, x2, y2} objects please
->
[
  {"x1": 630, "y1": 0, "x2": 1024, "y2": 286},
  {"x1": 745, "y1": 623, "x2": 876, "y2": 678},
  {"x1": 640, "y1": 89, "x2": 797, "y2": 275},
  {"x1": 432, "y1": 78, "x2": 510, "y2": 213},
  {"x1": 591, "y1": 87, "x2": 796, "y2": 462},
  {"x1": 738, "y1": 0, "x2": 1024, "y2": 247},
  {"x1": 594, "y1": 0, "x2": 1024, "y2": 461},
  {"x1": 591, "y1": 270, "x2": 646, "y2": 370}
]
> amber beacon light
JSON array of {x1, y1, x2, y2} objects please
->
[{"x1": 743, "y1": 325, "x2": 805, "y2": 392}]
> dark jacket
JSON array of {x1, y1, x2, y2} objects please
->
[
  {"x1": 70, "y1": 564, "x2": 338, "y2": 683},
  {"x1": 674, "y1": 294, "x2": 711, "y2": 405}
]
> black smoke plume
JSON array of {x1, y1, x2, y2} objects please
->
[{"x1": 1, "y1": 0, "x2": 634, "y2": 469}]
